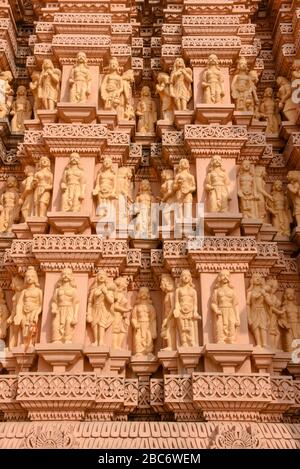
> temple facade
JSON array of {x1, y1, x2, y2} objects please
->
[{"x1": 0, "y1": 0, "x2": 300, "y2": 449}]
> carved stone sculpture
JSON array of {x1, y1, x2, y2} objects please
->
[
  {"x1": 51, "y1": 268, "x2": 79, "y2": 344},
  {"x1": 10, "y1": 86, "x2": 32, "y2": 133},
  {"x1": 112, "y1": 277, "x2": 131, "y2": 350},
  {"x1": 33, "y1": 156, "x2": 53, "y2": 217},
  {"x1": 254, "y1": 166, "x2": 272, "y2": 222},
  {"x1": 93, "y1": 157, "x2": 116, "y2": 209},
  {"x1": 38, "y1": 59, "x2": 61, "y2": 111},
  {"x1": 0, "y1": 287, "x2": 9, "y2": 340},
  {"x1": 282, "y1": 288, "x2": 300, "y2": 352},
  {"x1": 174, "y1": 270, "x2": 200, "y2": 347},
  {"x1": 0, "y1": 70, "x2": 13, "y2": 118},
  {"x1": 231, "y1": 57, "x2": 258, "y2": 112},
  {"x1": 174, "y1": 159, "x2": 195, "y2": 221},
  {"x1": 29, "y1": 71, "x2": 40, "y2": 119},
  {"x1": 116, "y1": 166, "x2": 133, "y2": 225},
  {"x1": 160, "y1": 169, "x2": 175, "y2": 228},
  {"x1": 7, "y1": 275, "x2": 23, "y2": 349},
  {"x1": 287, "y1": 171, "x2": 300, "y2": 227},
  {"x1": 211, "y1": 270, "x2": 239, "y2": 344},
  {"x1": 160, "y1": 274, "x2": 176, "y2": 351},
  {"x1": 100, "y1": 57, "x2": 123, "y2": 113},
  {"x1": 20, "y1": 165, "x2": 35, "y2": 221},
  {"x1": 156, "y1": 72, "x2": 174, "y2": 122},
  {"x1": 170, "y1": 58, "x2": 193, "y2": 111},
  {"x1": 276, "y1": 76, "x2": 298, "y2": 123},
  {"x1": 61, "y1": 152, "x2": 86, "y2": 212},
  {"x1": 14, "y1": 266, "x2": 42, "y2": 347},
  {"x1": 69, "y1": 52, "x2": 91, "y2": 103},
  {"x1": 132, "y1": 287, "x2": 157, "y2": 356},
  {"x1": 202, "y1": 54, "x2": 224, "y2": 104},
  {"x1": 205, "y1": 155, "x2": 230, "y2": 212},
  {"x1": 136, "y1": 86, "x2": 157, "y2": 133},
  {"x1": 264, "y1": 279, "x2": 287, "y2": 350},
  {"x1": 0, "y1": 176, "x2": 20, "y2": 233},
  {"x1": 87, "y1": 270, "x2": 114, "y2": 346},
  {"x1": 247, "y1": 273, "x2": 268, "y2": 348},
  {"x1": 133, "y1": 179, "x2": 155, "y2": 238},
  {"x1": 266, "y1": 180, "x2": 292, "y2": 236},
  {"x1": 120, "y1": 69, "x2": 135, "y2": 120},
  {"x1": 258, "y1": 87, "x2": 281, "y2": 134},
  {"x1": 238, "y1": 160, "x2": 258, "y2": 219}
]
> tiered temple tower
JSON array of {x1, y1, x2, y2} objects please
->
[{"x1": 0, "y1": 0, "x2": 300, "y2": 449}]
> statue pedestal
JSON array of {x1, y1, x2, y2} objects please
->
[
  {"x1": 252, "y1": 347, "x2": 274, "y2": 373},
  {"x1": 135, "y1": 132, "x2": 156, "y2": 145},
  {"x1": 205, "y1": 344, "x2": 253, "y2": 373},
  {"x1": 174, "y1": 110, "x2": 194, "y2": 129},
  {"x1": 156, "y1": 119, "x2": 174, "y2": 136},
  {"x1": 130, "y1": 355, "x2": 159, "y2": 379},
  {"x1": 118, "y1": 119, "x2": 136, "y2": 137},
  {"x1": 0, "y1": 233, "x2": 15, "y2": 249},
  {"x1": 84, "y1": 345, "x2": 110, "y2": 374},
  {"x1": 1, "y1": 350, "x2": 18, "y2": 374},
  {"x1": 11, "y1": 346, "x2": 36, "y2": 372},
  {"x1": 195, "y1": 104, "x2": 234, "y2": 125},
  {"x1": 35, "y1": 343, "x2": 82, "y2": 372},
  {"x1": 204, "y1": 213, "x2": 242, "y2": 237},
  {"x1": 48, "y1": 212, "x2": 90, "y2": 234},
  {"x1": 130, "y1": 239, "x2": 160, "y2": 250},
  {"x1": 178, "y1": 346, "x2": 203, "y2": 373},
  {"x1": 157, "y1": 350, "x2": 179, "y2": 374},
  {"x1": 233, "y1": 111, "x2": 254, "y2": 126},
  {"x1": 280, "y1": 121, "x2": 298, "y2": 139},
  {"x1": 12, "y1": 223, "x2": 31, "y2": 239},
  {"x1": 26, "y1": 216, "x2": 48, "y2": 235},
  {"x1": 258, "y1": 223, "x2": 277, "y2": 241},
  {"x1": 97, "y1": 110, "x2": 118, "y2": 129},
  {"x1": 241, "y1": 218, "x2": 263, "y2": 236},
  {"x1": 109, "y1": 349, "x2": 131, "y2": 375},
  {"x1": 57, "y1": 102, "x2": 97, "y2": 123},
  {"x1": 36, "y1": 110, "x2": 57, "y2": 124},
  {"x1": 272, "y1": 351, "x2": 291, "y2": 375},
  {"x1": 287, "y1": 362, "x2": 300, "y2": 380}
]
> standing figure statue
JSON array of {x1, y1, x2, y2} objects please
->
[
  {"x1": 247, "y1": 273, "x2": 268, "y2": 348},
  {"x1": 100, "y1": 57, "x2": 123, "y2": 113},
  {"x1": 51, "y1": 268, "x2": 79, "y2": 344},
  {"x1": 282, "y1": 288, "x2": 300, "y2": 352},
  {"x1": 238, "y1": 160, "x2": 259, "y2": 219},
  {"x1": 264, "y1": 279, "x2": 287, "y2": 350},
  {"x1": 173, "y1": 158, "x2": 196, "y2": 221},
  {"x1": 0, "y1": 176, "x2": 20, "y2": 233},
  {"x1": 211, "y1": 270, "x2": 239, "y2": 344},
  {"x1": 14, "y1": 266, "x2": 42, "y2": 347},
  {"x1": 19, "y1": 165, "x2": 35, "y2": 221},
  {"x1": 254, "y1": 166, "x2": 273, "y2": 222},
  {"x1": 258, "y1": 87, "x2": 281, "y2": 134},
  {"x1": 69, "y1": 51, "x2": 91, "y2": 103},
  {"x1": 0, "y1": 70, "x2": 13, "y2": 118},
  {"x1": 93, "y1": 157, "x2": 116, "y2": 218},
  {"x1": 160, "y1": 169, "x2": 175, "y2": 228},
  {"x1": 266, "y1": 180, "x2": 292, "y2": 236},
  {"x1": 29, "y1": 71, "x2": 40, "y2": 119},
  {"x1": 287, "y1": 171, "x2": 300, "y2": 227},
  {"x1": 60, "y1": 152, "x2": 86, "y2": 212},
  {"x1": 38, "y1": 59, "x2": 61, "y2": 111},
  {"x1": 132, "y1": 287, "x2": 157, "y2": 356},
  {"x1": 170, "y1": 58, "x2": 193, "y2": 111},
  {"x1": 231, "y1": 57, "x2": 259, "y2": 112},
  {"x1": 276, "y1": 76, "x2": 298, "y2": 123},
  {"x1": 202, "y1": 54, "x2": 224, "y2": 104},
  {"x1": 204, "y1": 155, "x2": 231, "y2": 212},
  {"x1": 156, "y1": 72, "x2": 174, "y2": 122},
  {"x1": 10, "y1": 86, "x2": 32, "y2": 133},
  {"x1": 0, "y1": 288, "x2": 9, "y2": 341},
  {"x1": 133, "y1": 180, "x2": 155, "y2": 239},
  {"x1": 174, "y1": 270, "x2": 200, "y2": 347},
  {"x1": 87, "y1": 270, "x2": 114, "y2": 346},
  {"x1": 111, "y1": 277, "x2": 131, "y2": 350},
  {"x1": 116, "y1": 166, "x2": 133, "y2": 226},
  {"x1": 33, "y1": 156, "x2": 53, "y2": 217},
  {"x1": 160, "y1": 274, "x2": 176, "y2": 351},
  {"x1": 120, "y1": 69, "x2": 135, "y2": 120},
  {"x1": 7, "y1": 275, "x2": 23, "y2": 349},
  {"x1": 136, "y1": 86, "x2": 157, "y2": 133}
]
